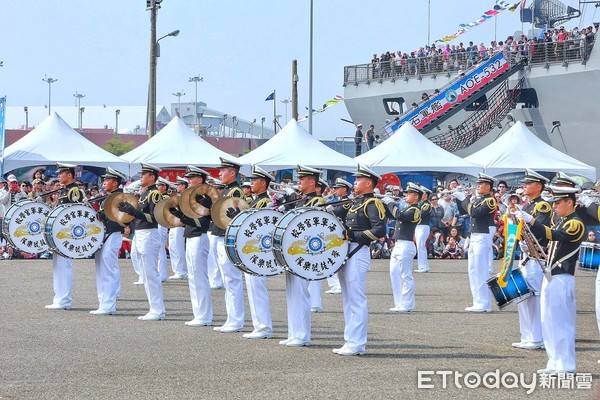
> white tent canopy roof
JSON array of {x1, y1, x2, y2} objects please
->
[
  {"x1": 121, "y1": 116, "x2": 240, "y2": 176},
  {"x1": 3, "y1": 112, "x2": 129, "y2": 175},
  {"x1": 465, "y1": 121, "x2": 597, "y2": 180},
  {"x1": 238, "y1": 119, "x2": 357, "y2": 173},
  {"x1": 354, "y1": 122, "x2": 482, "y2": 176}
]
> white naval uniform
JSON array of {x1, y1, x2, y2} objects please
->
[
  {"x1": 245, "y1": 274, "x2": 272, "y2": 334},
  {"x1": 414, "y1": 224, "x2": 430, "y2": 272},
  {"x1": 157, "y1": 225, "x2": 169, "y2": 281},
  {"x1": 308, "y1": 281, "x2": 322, "y2": 310},
  {"x1": 130, "y1": 235, "x2": 143, "y2": 282},
  {"x1": 216, "y1": 237, "x2": 245, "y2": 329},
  {"x1": 135, "y1": 228, "x2": 165, "y2": 317},
  {"x1": 285, "y1": 273, "x2": 311, "y2": 342},
  {"x1": 207, "y1": 232, "x2": 224, "y2": 288},
  {"x1": 390, "y1": 240, "x2": 417, "y2": 309},
  {"x1": 517, "y1": 258, "x2": 543, "y2": 343},
  {"x1": 168, "y1": 226, "x2": 187, "y2": 277},
  {"x1": 94, "y1": 232, "x2": 122, "y2": 312},
  {"x1": 186, "y1": 234, "x2": 212, "y2": 322},
  {"x1": 467, "y1": 232, "x2": 492, "y2": 309},
  {"x1": 327, "y1": 273, "x2": 341, "y2": 292}
]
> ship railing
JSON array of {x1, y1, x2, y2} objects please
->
[
  {"x1": 344, "y1": 37, "x2": 595, "y2": 86},
  {"x1": 334, "y1": 136, "x2": 372, "y2": 157}
]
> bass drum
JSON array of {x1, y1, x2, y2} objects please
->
[
  {"x1": 225, "y1": 208, "x2": 283, "y2": 276},
  {"x1": 44, "y1": 204, "x2": 105, "y2": 259},
  {"x1": 2, "y1": 200, "x2": 52, "y2": 253},
  {"x1": 272, "y1": 207, "x2": 349, "y2": 281}
]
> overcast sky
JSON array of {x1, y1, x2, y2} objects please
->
[{"x1": 0, "y1": 0, "x2": 590, "y2": 138}]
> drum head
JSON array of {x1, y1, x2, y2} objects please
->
[
  {"x1": 226, "y1": 209, "x2": 283, "y2": 276},
  {"x1": 44, "y1": 204, "x2": 105, "y2": 259},
  {"x1": 273, "y1": 208, "x2": 348, "y2": 280},
  {"x1": 3, "y1": 200, "x2": 51, "y2": 253}
]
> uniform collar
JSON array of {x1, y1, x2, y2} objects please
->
[
  {"x1": 361, "y1": 192, "x2": 374, "y2": 198},
  {"x1": 147, "y1": 184, "x2": 157, "y2": 191},
  {"x1": 304, "y1": 191, "x2": 318, "y2": 198},
  {"x1": 226, "y1": 181, "x2": 239, "y2": 188}
]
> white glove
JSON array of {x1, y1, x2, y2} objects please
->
[
  {"x1": 397, "y1": 199, "x2": 408, "y2": 210},
  {"x1": 381, "y1": 195, "x2": 396, "y2": 206},
  {"x1": 579, "y1": 195, "x2": 594, "y2": 208},
  {"x1": 35, "y1": 196, "x2": 43, "y2": 203},
  {"x1": 519, "y1": 241, "x2": 529, "y2": 254},
  {"x1": 325, "y1": 205, "x2": 334, "y2": 213},
  {"x1": 284, "y1": 187, "x2": 296, "y2": 196},
  {"x1": 274, "y1": 192, "x2": 285, "y2": 201},
  {"x1": 277, "y1": 205, "x2": 286, "y2": 213},
  {"x1": 453, "y1": 191, "x2": 466, "y2": 201},
  {"x1": 515, "y1": 210, "x2": 533, "y2": 223}
]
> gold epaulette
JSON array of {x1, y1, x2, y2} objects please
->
[
  {"x1": 147, "y1": 189, "x2": 163, "y2": 204},
  {"x1": 362, "y1": 197, "x2": 386, "y2": 220},
  {"x1": 306, "y1": 197, "x2": 325, "y2": 207},
  {"x1": 67, "y1": 187, "x2": 84, "y2": 202},
  {"x1": 254, "y1": 198, "x2": 271, "y2": 209},
  {"x1": 227, "y1": 187, "x2": 243, "y2": 198},
  {"x1": 533, "y1": 201, "x2": 551, "y2": 215},
  {"x1": 563, "y1": 219, "x2": 585, "y2": 242}
]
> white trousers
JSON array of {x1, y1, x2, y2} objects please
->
[
  {"x1": 216, "y1": 237, "x2": 244, "y2": 329},
  {"x1": 285, "y1": 272, "x2": 311, "y2": 341},
  {"x1": 337, "y1": 244, "x2": 370, "y2": 352},
  {"x1": 390, "y1": 240, "x2": 417, "y2": 309},
  {"x1": 207, "y1": 232, "x2": 224, "y2": 288},
  {"x1": 135, "y1": 229, "x2": 165, "y2": 316},
  {"x1": 308, "y1": 281, "x2": 322, "y2": 308},
  {"x1": 186, "y1": 234, "x2": 212, "y2": 322},
  {"x1": 516, "y1": 258, "x2": 543, "y2": 343},
  {"x1": 541, "y1": 274, "x2": 576, "y2": 372},
  {"x1": 596, "y1": 269, "x2": 600, "y2": 334},
  {"x1": 467, "y1": 232, "x2": 492, "y2": 309},
  {"x1": 245, "y1": 274, "x2": 272, "y2": 334},
  {"x1": 130, "y1": 236, "x2": 142, "y2": 278},
  {"x1": 157, "y1": 226, "x2": 168, "y2": 281},
  {"x1": 51, "y1": 254, "x2": 74, "y2": 307},
  {"x1": 94, "y1": 232, "x2": 122, "y2": 312},
  {"x1": 415, "y1": 225, "x2": 430, "y2": 271},
  {"x1": 168, "y1": 227, "x2": 187, "y2": 276},
  {"x1": 327, "y1": 273, "x2": 341, "y2": 290},
  {"x1": 488, "y1": 226, "x2": 496, "y2": 274}
]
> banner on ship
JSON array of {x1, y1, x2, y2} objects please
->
[{"x1": 385, "y1": 53, "x2": 508, "y2": 134}]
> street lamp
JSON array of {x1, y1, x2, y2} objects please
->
[
  {"x1": 232, "y1": 116, "x2": 237, "y2": 138},
  {"x1": 251, "y1": 118, "x2": 256, "y2": 137},
  {"x1": 147, "y1": 0, "x2": 180, "y2": 139},
  {"x1": 73, "y1": 91, "x2": 85, "y2": 129},
  {"x1": 43, "y1": 75, "x2": 58, "y2": 116},
  {"x1": 172, "y1": 91, "x2": 185, "y2": 117},
  {"x1": 281, "y1": 98, "x2": 291, "y2": 123},
  {"x1": 115, "y1": 109, "x2": 121, "y2": 133},
  {"x1": 24, "y1": 107, "x2": 29, "y2": 130},
  {"x1": 79, "y1": 107, "x2": 85, "y2": 130},
  {"x1": 189, "y1": 75, "x2": 203, "y2": 130},
  {"x1": 261, "y1": 117, "x2": 265, "y2": 139}
]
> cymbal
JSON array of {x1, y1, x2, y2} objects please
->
[
  {"x1": 154, "y1": 196, "x2": 184, "y2": 229},
  {"x1": 210, "y1": 197, "x2": 250, "y2": 230},
  {"x1": 104, "y1": 192, "x2": 139, "y2": 224},
  {"x1": 179, "y1": 184, "x2": 219, "y2": 218}
]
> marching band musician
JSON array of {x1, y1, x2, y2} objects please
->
[
  {"x1": 381, "y1": 182, "x2": 422, "y2": 313},
  {"x1": 279, "y1": 165, "x2": 325, "y2": 347},
  {"x1": 414, "y1": 185, "x2": 432, "y2": 273},
  {"x1": 118, "y1": 163, "x2": 166, "y2": 321},
  {"x1": 236, "y1": 165, "x2": 274, "y2": 339},
  {"x1": 211, "y1": 157, "x2": 246, "y2": 333},
  {"x1": 156, "y1": 178, "x2": 172, "y2": 282},
  {"x1": 167, "y1": 177, "x2": 188, "y2": 281},
  {"x1": 512, "y1": 169, "x2": 551, "y2": 350},
  {"x1": 325, "y1": 178, "x2": 353, "y2": 295},
  {"x1": 241, "y1": 181, "x2": 253, "y2": 203},
  {"x1": 91, "y1": 167, "x2": 127, "y2": 315},
  {"x1": 516, "y1": 185, "x2": 585, "y2": 374},
  {"x1": 454, "y1": 173, "x2": 498, "y2": 313},
  {"x1": 334, "y1": 165, "x2": 386, "y2": 356},
  {"x1": 169, "y1": 166, "x2": 214, "y2": 327},
  {"x1": 45, "y1": 163, "x2": 86, "y2": 310}
]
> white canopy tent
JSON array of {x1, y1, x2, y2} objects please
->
[
  {"x1": 3, "y1": 112, "x2": 129, "y2": 174},
  {"x1": 354, "y1": 122, "x2": 482, "y2": 176},
  {"x1": 465, "y1": 121, "x2": 597, "y2": 180},
  {"x1": 122, "y1": 116, "x2": 240, "y2": 176},
  {"x1": 238, "y1": 119, "x2": 357, "y2": 173}
]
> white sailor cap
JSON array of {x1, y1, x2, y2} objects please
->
[
  {"x1": 219, "y1": 157, "x2": 242, "y2": 171},
  {"x1": 476, "y1": 172, "x2": 498, "y2": 186},
  {"x1": 353, "y1": 164, "x2": 381, "y2": 183},
  {"x1": 101, "y1": 167, "x2": 127, "y2": 183},
  {"x1": 156, "y1": 177, "x2": 175, "y2": 190},
  {"x1": 521, "y1": 169, "x2": 549, "y2": 184},
  {"x1": 332, "y1": 178, "x2": 353, "y2": 190},
  {"x1": 184, "y1": 165, "x2": 210, "y2": 178},
  {"x1": 419, "y1": 185, "x2": 432, "y2": 195},
  {"x1": 406, "y1": 182, "x2": 425, "y2": 196},
  {"x1": 297, "y1": 165, "x2": 321, "y2": 179},
  {"x1": 175, "y1": 176, "x2": 189, "y2": 186},
  {"x1": 546, "y1": 185, "x2": 581, "y2": 202},
  {"x1": 140, "y1": 162, "x2": 162, "y2": 174},
  {"x1": 248, "y1": 165, "x2": 272, "y2": 182},
  {"x1": 241, "y1": 181, "x2": 251, "y2": 188},
  {"x1": 56, "y1": 162, "x2": 77, "y2": 174},
  {"x1": 318, "y1": 178, "x2": 329, "y2": 189},
  {"x1": 554, "y1": 171, "x2": 580, "y2": 188}
]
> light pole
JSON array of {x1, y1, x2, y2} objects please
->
[
  {"x1": 261, "y1": 117, "x2": 265, "y2": 139},
  {"x1": 172, "y1": 91, "x2": 185, "y2": 117},
  {"x1": 222, "y1": 114, "x2": 228, "y2": 137},
  {"x1": 189, "y1": 75, "x2": 203, "y2": 130},
  {"x1": 308, "y1": 0, "x2": 314, "y2": 135},
  {"x1": 43, "y1": 75, "x2": 58, "y2": 116},
  {"x1": 79, "y1": 107, "x2": 85, "y2": 129},
  {"x1": 73, "y1": 92, "x2": 85, "y2": 129},
  {"x1": 147, "y1": 0, "x2": 180, "y2": 139},
  {"x1": 281, "y1": 98, "x2": 291, "y2": 123},
  {"x1": 115, "y1": 109, "x2": 121, "y2": 133},
  {"x1": 24, "y1": 107, "x2": 29, "y2": 130},
  {"x1": 251, "y1": 118, "x2": 256, "y2": 137},
  {"x1": 232, "y1": 116, "x2": 237, "y2": 138}
]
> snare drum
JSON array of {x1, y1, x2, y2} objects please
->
[
  {"x1": 2, "y1": 200, "x2": 52, "y2": 254},
  {"x1": 577, "y1": 241, "x2": 600, "y2": 273},
  {"x1": 44, "y1": 204, "x2": 105, "y2": 259},
  {"x1": 487, "y1": 268, "x2": 533, "y2": 309},
  {"x1": 272, "y1": 207, "x2": 349, "y2": 281},
  {"x1": 225, "y1": 208, "x2": 284, "y2": 276}
]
